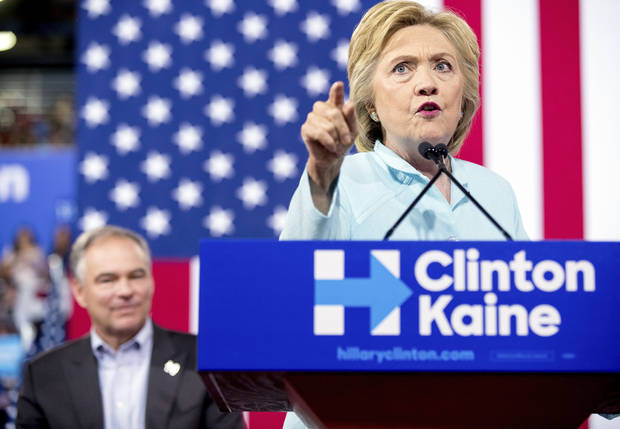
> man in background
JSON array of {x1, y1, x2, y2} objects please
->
[{"x1": 16, "y1": 225, "x2": 242, "y2": 429}]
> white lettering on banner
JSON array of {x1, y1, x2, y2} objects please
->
[
  {"x1": 419, "y1": 293, "x2": 562, "y2": 337},
  {"x1": 467, "y1": 248, "x2": 479, "y2": 291},
  {"x1": 414, "y1": 249, "x2": 596, "y2": 293},
  {"x1": 0, "y1": 164, "x2": 29, "y2": 202},
  {"x1": 510, "y1": 251, "x2": 534, "y2": 292},
  {"x1": 414, "y1": 250, "x2": 452, "y2": 292}
]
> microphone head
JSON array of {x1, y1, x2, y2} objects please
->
[
  {"x1": 435, "y1": 144, "x2": 448, "y2": 157},
  {"x1": 418, "y1": 141, "x2": 434, "y2": 160}
]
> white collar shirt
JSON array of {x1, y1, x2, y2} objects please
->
[{"x1": 91, "y1": 319, "x2": 153, "y2": 429}]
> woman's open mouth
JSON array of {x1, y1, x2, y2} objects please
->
[{"x1": 416, "y1": 102, "x2": 441, "y2": 117}]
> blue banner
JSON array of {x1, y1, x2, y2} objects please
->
[
  {"x1": 0, "y1": 334, "x2": 24, "y2": 379},
  {"x1": 198, "y1": 240, "x2": 620, "y2": 372},
  {"x1": 0, "y1": 148, "x2": 76, "y2": 253}
]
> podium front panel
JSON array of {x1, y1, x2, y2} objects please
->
[{"x1": 198, "y1": 240, "x2": 620, "y2": 373}]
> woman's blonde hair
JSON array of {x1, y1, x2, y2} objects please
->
[{"x1": 348, "y1": 0, "x2": 480, "y2": 154}]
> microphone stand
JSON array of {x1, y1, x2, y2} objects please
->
[
  {"x1": 383, "y1": 168, "x2": 443, "y2": 240},
  {"x1": 383, "y1": 144, "x2": 513, "y2": 241}
]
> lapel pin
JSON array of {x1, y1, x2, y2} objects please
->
[{"x1": 164, "y1": 360, "x2": 181, "y2": 376}]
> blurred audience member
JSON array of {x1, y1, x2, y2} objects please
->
[
  {"x1": 0, "y1": 94, "x2": 74, "y2": 148},
  {"x1": 39, "y1": 225, "x2": 74, "y2": 350},
  {"x1": 0, "y1": 225, "x2": 75, "y2": 427},
  {"x1": 0, "y1": 262, "x2": 17, "y2": 335},
  {"x1": 49, "y1": 94, "x2": 74, "y2": 146},
  {"x1": 2, "y1": 227, "x2": 50, "y2": 350},
  {"x1": 0, "y1": 255, "x2": 21, "y2": 427},
  {"x1": 49, "y1": 225, "x2": 73, "y2": 315},
  {"x1": 50, "y1": 225, "x2": 72, "y2": 268},
  {"x1": 4, "y1": 107, "x2": 36, "y2": 147}
]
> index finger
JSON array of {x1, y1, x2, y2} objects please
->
[{"x1": 326, "y1": 81, "x2": 345, "y2": 108}]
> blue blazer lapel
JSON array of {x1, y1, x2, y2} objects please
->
[
  {"x1": 63, "y1": 336, "x2": 104, "y2": 429},
  {"x1": 145, "y1": 325, "x2": 189, "y2": 429}
]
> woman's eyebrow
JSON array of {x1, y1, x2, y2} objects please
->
[
  {"x1": 385, "y1": 51, "x2": 457, "y2": 65},
  {"x1": 429, "y1": 52, "x2": 457, "y2": 61},
  {"x1": 384, "y1": 54, "x2": 418, "y2": 66}
]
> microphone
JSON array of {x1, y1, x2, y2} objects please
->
[
  {"x1": 383, "y1": 142, "x2": 513, "y2": 240},
  {"x1": 419, "y1": 141, "x2": 434, "y2": 158},
  {"x1": 419, "y1": 142, "x2": 448, "y2": 166},
  {"x1": 383, "y1": 142, "x2": 446, "y2": 240}
]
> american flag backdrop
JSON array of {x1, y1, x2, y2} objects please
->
[{"x1": 75, "y1": 1, "x2": 620, "y2": 428}]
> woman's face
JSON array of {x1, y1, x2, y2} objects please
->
[{"x1": 372, "y1": 24, "x2": 463, "y2": 158}]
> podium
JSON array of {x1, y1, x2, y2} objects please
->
[{"x1": 197, "y1": 240, "x2": 620, "y2": 428}]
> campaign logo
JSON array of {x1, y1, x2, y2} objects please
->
[
  {"x1": 313, "y1": 249, "x2": 412, "y2": 336},
  {"x1": 313, "y1": 247, "x2": 597, "y2": 338}
]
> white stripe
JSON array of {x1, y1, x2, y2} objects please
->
[
  {"x1": 581, "y1": 0, "x2": 620, "y2": 240},
  {"x1": 189, "y1": 256, "x2": 200, "y2": 334},
  {"x1": 415, "y1": 0, "x2": 443, "y2": 13},
  {"x1": 482, "y1": 0, "x2": 543, "y2": 240}
]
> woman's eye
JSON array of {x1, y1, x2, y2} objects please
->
[
  {"x1": 393, "y1": 63, "x2": 407, "y2": 74},
  {"x1": 436, "y1": 61, "x2": 452, "y2": 72}
]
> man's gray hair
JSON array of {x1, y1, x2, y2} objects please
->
[{"x1": 70, "y1": 225, "x2": 152, "y2": 284}]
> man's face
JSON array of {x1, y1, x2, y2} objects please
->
[{"x1": 72, "y1": 235, "x2": 154, "y2": 348}]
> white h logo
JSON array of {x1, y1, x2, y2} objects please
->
[{"x1": 313, "y1": 249, "x2": 404, "y2": 336}]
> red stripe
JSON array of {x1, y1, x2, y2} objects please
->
[
  {"x1": 539, "y1": 0, "x2": 584, "y2": 238},
  {"x1": 247, "y1": 412, "x2": 286, "y2": 429},
  {"x1": 443, "y1": 0, "x2": 484, "y2": 165},
  {"x1": 151, "y1": 260, "x2": 191, "y2": 332},
  {"x1": 67, "y1": 297, "x2": 91, "y2": 340}
]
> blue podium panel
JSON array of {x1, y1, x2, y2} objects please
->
[{"x1": 198, "y1": 240, "x2": 620, "y2": 373}]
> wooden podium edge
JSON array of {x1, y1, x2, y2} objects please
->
[{"x1": 201, "y1": 371, "x2": 620, "y2": 428}]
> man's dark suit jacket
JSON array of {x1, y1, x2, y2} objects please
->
[{"x1": 16, "y1": 324, "x2": 242, "y2": 429}]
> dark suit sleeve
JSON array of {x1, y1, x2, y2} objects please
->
[
  {"x1": 16, "y1": 361, "x2": 50, "y2": 429},
  {"x1": 204, "y1": 400, "x2": 244, "y2": 429}
]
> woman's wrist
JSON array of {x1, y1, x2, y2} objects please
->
[
  {"x1": 307, "y1": 160, "x2": 341, "y2": 214},
  {"x1": 307, "y1": 160, "x2": 341, "y2": 194}
]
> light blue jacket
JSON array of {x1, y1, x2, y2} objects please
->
[{"x1": 281, "y1": 141, "x2": 528, "y2": 241}]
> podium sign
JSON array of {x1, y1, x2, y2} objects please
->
[{"x1": 198, "y1": 240, "x2": 620, "y2": 373}]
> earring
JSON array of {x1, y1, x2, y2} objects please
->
[
  {"x1": 460, "y1": 111, "x2": 464, "y2": 118},
  {"x1": 370, "y1": 112, "x2": 379, "y2": 122}
]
